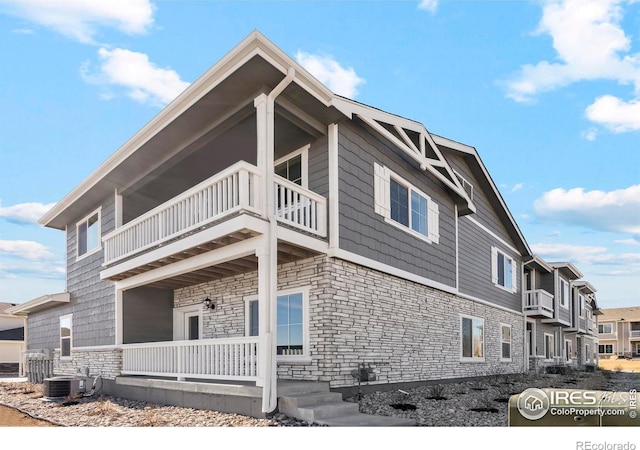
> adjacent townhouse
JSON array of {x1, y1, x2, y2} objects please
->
[
  {"x1": 522, "y1": 258, "x2": 599, "y2": 371},
  {"x1": 7, "y1": 31, "x2": 597, "y2": 417},
  {"x1": 597, "y1": 307, "x2": 640, "y2": 359},
  {"x1": 0, "y1": 302, "x2": 26, "y2": 375}
]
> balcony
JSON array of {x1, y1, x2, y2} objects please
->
[
  {"x1": 101, "y1": 161, "x2": 327, "y2": 282},
  {"x1": 630, "y1": 330, "x2": 640, "y2": 339},
  {"x1": 523, "y1": 289, "x2": 554, "y2": 318}
]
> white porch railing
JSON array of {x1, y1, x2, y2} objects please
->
[
  {"x1": 274, "y1": 175, "x2": 327, "y2": 237},
  {"x1": 121, "y1": 337, "x2": 259, "y2": 381},
  {"x1": 103, "y1": 161, "x2": 261, "y2": 265},
  {"x1": 524, "y1": 289, "x2": 554, "y2": 314}
]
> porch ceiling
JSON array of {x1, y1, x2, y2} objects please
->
[
  {"x1": 147, "y1": 241, "x2": 319, "y2": 290},
  {"x1": 105, "y1": 229, "x2": 320, "y2": 290}
]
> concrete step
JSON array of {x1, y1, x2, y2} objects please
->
[
  {"x1": 279, "y1": 391, "x2": 344, "y2": 409},
  {"x1": 278, "y1": 393, "x2": 416, "y2": 426}
]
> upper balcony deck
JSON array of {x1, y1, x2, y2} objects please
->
[{"x1": 100, "y1": 161, "x2": 327, "y2": 283}]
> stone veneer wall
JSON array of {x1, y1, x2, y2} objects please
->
[
  {"x1": 54, "y1": 348, "x2": 122, "y2": 379},
  {"x1": 174, "y1": 255, "x2": 525, "y2": 388}
]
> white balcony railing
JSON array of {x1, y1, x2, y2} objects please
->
[
  {"x1": 103, "y1": 162, "x2": 261, "y2": 265},
  {"x1": 630, "y1": 330, "x2": 640, "y2": 338},
  {"x1": 274, "y1": 175, "x2": 327, "y2": 237},
  {"x1": 121, "y1": 337, "x2": 259, "y2": 381},
  {"x1": 524, "y1": 289, "x2": 554, "y2": 314}
]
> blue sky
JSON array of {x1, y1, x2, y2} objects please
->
[{"x1": 0, "y1": 0, "x2": 638, "y2": 308}]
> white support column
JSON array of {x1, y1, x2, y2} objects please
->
[
  {"x1": 328, "y1": 123, "x2": 339, "y2": 250},
  {"x1": 114, "y1": 287, "x2": 124, "y2": 345},
  {"x1": 114, "y1": 189, "x2": 123, "y2": 228},
  {"x1": 254, "y1": 94, "x2": 269, "y2": 221}
]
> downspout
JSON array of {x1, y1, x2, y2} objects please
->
[{"x1": 261, "y1": 68, "x2": 296, "y2": 414}]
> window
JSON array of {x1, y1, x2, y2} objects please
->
[
  {"x1": 599, "y1": 344, "x2": 614, "y2": 354},
  {"x1": 599, "y1": 323, "x2": 613, "y2": 334},
  {"x1": 60, "y1": 314, "x2": 72, "y2": 360},
  {"x1": 544, "y1": 333, "x2": 554, "y2": 360},
  {"x1": 579, "y1": 294, "x2": 585, "y2": 317},
  {"x1": 460, "y1": 315, "x2": 484, "y2": 361},
  {"x1": 560, "y1": 279, "x2": 569, "y2": 308},
  {"x1": 373, "y1": 162, "x2": 439, "y2": 243},
  {"x1": 491, "y1": 247, "x2": 517, "y2": 293},
  {"x1": 76, "y1": 209, "x2": 101, "y2": 258},
  {"x1": 274, "y1": 146, "x2": 308, "y2": 188},
  {"x1": 245, "y1": 289, "x2": 309, "y2": 359},
  {"x1": 501, "y1": 324, "x2": 511, "y2": 361}
]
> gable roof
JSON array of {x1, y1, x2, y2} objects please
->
[
  {"x1": 432, "y1": 134, "x2": 531, "y2": 256},
  {"x1": 39, "y1": 30, "x2": 348, "y2": 230}
]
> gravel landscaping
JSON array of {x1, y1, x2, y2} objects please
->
[{"x1": 0, "y1": 370, "x2": 636, "y2": 427}]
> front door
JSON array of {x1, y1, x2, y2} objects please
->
[
  {"x1": 635, "y1": 343, "x2": 640, "y2": 356},
  {"x1": 526, "y1": 322, "x2": 534, "y2": 358},
  {"x1": 565, "y1": 339, "x2": 573, "y2": 363},
  {"x1": 173, "y1": 305, "x2": 202, "y2": 341}
]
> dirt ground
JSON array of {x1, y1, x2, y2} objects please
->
[
  {"x1": 598, "y1": 358, "x2": 640, "y2": 373},
  {"x1": 0, "y1": 404, "x2": 56, "y2": 427}
]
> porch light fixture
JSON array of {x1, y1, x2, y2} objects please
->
[{"x1": 203, "y1": 297, "x2": 216, "y2": 311}]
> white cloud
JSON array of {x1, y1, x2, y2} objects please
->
[
  {"x1": 418, "y1": 0, "x2": 438, "y2": 13},
  {"x1": 82, "y1": 47, "x2": 190, "y2": 107},
  {"x1": 581, "y1": 128, "x2": 598, "y2": 141},
  {"x1": 12, "y1": 28, "x2": 34, "y2": 35},
  {"x1": 0, "y1": 0, "x2": 154, "y2": 44},
  {"x1": 585, "y1": 95, "x2": 640, "y2": 132},
  {"x1": 614, "y1": 238, "x2": 640, "y2": 246},
  {"x1": 533, "y1": 185, "x2": 640, "y2": 235},
  {"x1": 0, "y1": 262, "x2": 65, "y2": 279},
  {"x1": 511, "y1": 183, "x2": 524, "y2": 193},
  {"x1": 296, "y1": 51, "x2": 365, "y2": 98},
  {"x1": 531, "y1": 242, "x2": 640, "y2": 265},
  {"x1": 0, "y1": 240, "x2": 54, "y2": 260},
  {"x1": 0, "y1": 202, "x2": 55, "y2": 224},
  {"x1": 504, "y1": 0, "x2": 640, "y2": 133}
]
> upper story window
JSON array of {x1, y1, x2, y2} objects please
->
[
  {"x1": 579, "y1": 294, "x2": 585, "y2": 317},
  {"x1": 373, "y1": 162, "x2": 439, "y2": 244},
  {"x1": 60, "y1": 314, "x2": 72, "y2": 360},
  {"x1": 76, "y1": 208, "x2": 101, "y2": 259},
  {"x1": 559, "y1": 278, "x2": 569, "y2": 308},
  {"x1": 491, "y1": 247, "x2": 517, "y2": 293},
  {"x1": 275, "y1": 145, "x2": 308, "y2": 188},
  {"x1": 599, "y1": 323, "x2": 613, "y2": 334}
]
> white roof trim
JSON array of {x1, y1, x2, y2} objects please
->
[
  {"x1": 333, "y1": 97, "x2": 476, "y2": 213},
  {"x1": 6, "y1": 292, "x2": 71, "y2": 315}
]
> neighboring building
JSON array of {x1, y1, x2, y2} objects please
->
[
  {"x1": 8, "y1": 31, "x2": 597, "y2": 416},
  {"x1": 522, "y1": 258, "x2": 599, "y2": 370},
  {"x1": 0, "y1": 302, "x2": 26, "y2": 375},
  {"x1": 597, "y1": 307, "x2": 640, "y2": 359}
]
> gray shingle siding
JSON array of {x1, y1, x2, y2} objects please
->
[
  {"x1": 308, "y1": 136, "x2": 328, "y2": 198},
  {"x1": 337, "y1": 120, "x2": 457, "y2": 287},
  {"x1": 458, "y1": 217, "x2": 521, "y2": 312},
  {"x1": 443, "y1": 150, "x2": 516, "y2": 245},
  {"x1": 27, "y1": 195, "x2": 116, "y2": 351},
  {"x1": 123, "y1": 286, "x2": 173, "y2": 344}
]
